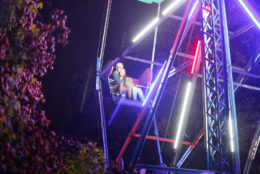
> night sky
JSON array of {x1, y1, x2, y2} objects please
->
[{"x1": 41, "y1": 0, "x2": 260, "y2": 172}]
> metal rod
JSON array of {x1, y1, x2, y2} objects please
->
[
  {"x1": 168, "y1": 14, "x2": 235, "y2": 36},
  {"x1": 151, "y1": 4, "x2": 161, "y2": 71},
  {"x1": 168, "y1": 14, "x2": 202, "y2": 26},
  {"x1": 96, "y1": 0, "x2": 112, "y2": 169},
  {"x1": 232, "y1": 66, "x2": 260, "y2": 80},
  {"x1": 177, "y1": 128, "x2": 204, "y2": 168},
  {"x1": 123, "y1": 56, "x2": 164, "y2": 66},
  {"x1": 168, "y1": 61, "x2": 192, "y2": 78},
  {"x1": 97, "y1": 85, "x2": 109, "y2": 168},
  {"x1": 234, "y1": 53, "x2": 260, "y2": 92},
  {"x1": 200, "y1": 74, "x2": 260, "y2": 93},
  {"x1": 135, "y1": 164, "x2": 216, "y2": 174},
  {"x1": 132, "y1": 134, "x2": 193, "y2": 145},
  {"x1": 220, "y1": 0, "x2": 240, "y2": 172},
  {"x1": 231, "y1": 24, "x2": 255, "y2": 39},
  {"x1": 123, "y1": 55, "x2": 260, "y2": 80},
  {"x1": 153, "y1": 118, "x2": 164, "y2": 164}
]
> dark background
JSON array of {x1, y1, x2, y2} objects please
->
[{"x1": 42, "y1": 0, "x2": 260, "y2": 172}]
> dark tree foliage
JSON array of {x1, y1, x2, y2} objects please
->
[{"x1": 0, "y1": 0, "x2": 104, "y2": 173}]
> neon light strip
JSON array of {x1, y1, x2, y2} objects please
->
[
  {"x1": 177, "y1": 145, "x2": 192, "y2": 168},
  {"x1": 191, "y1": 41, "x2": 201, "y2": 74},
  {"x1": 162, "y1": 0, "x2": 186, "y2": 16},
  {"x1": 188, "y1": 0, "x2": 199, "y2": 20},
  {"x1": 255, "y1": 53, "x2": 260, "y2": 64},
  {"x1": 142, "y1": 62, "x2": 166, "y2": 106},
  {"x1": 229, "y1": 115, "x2": 235, "y2": 152},
  {"x1": 132, "y1": 17, "x2": 159, "y2": 43},
  {"x1": 174, "y1": 81, "x2": 192, "y2": 149},
  {"x1": 238, "y1": 0, "x2": 260, "y2": 29},
  {"x1": 108, "y1": 100, "x2": 121, "y2": 126}
]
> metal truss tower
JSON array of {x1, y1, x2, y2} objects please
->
[
  {"x1": 201, "y1": 0, "x2": 240, "y2": 173},
  {"x1": 94, "y1": 0, "x2": 260, "y2": 173}
]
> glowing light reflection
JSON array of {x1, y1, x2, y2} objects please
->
[
  {"x1": 132, "y1": 17, "x2": 159, "y2": 43},
  {"x1": 162, "y1": 0, "x2": 186, "y2": 16},
  {"x1": 142, "y1": 62, "x2": 166, "y2": 106},
  {"x1": 188, "y1": 0, "x2": 199, "y2": 20},
  {"x1": 229, "y1": 115, "x2": 235, "y2": 152},
  {"x1": 238, "y1": 0, "x2": 260, "y2": 29},
  {"x1": 174, "y1": 81, "x2": 192, "y2": 149}
]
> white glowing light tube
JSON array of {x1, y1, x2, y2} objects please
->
[
  {"x1": 162, "y1": 0, "x2": 187, "y2": 16},
  {"x1": 238, "y1": 0, "x2": 260, "y2": 29},
  {"x1": 132, "y1": 17, "x2": 159, "y2": 43},
  {"x1": 188, "y1": 0, "x2": 199, "y2": 20},
  {"x1": 229, "y1": 114, "x2": 235, "y2": 152},
  {"x1": 174, "y1": 81, "x2": 192, "y2": 149}
]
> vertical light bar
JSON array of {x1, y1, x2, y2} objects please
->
[
  {"x1": 132, "y1": 17, "x2": 159, "y2": 43},
  {"x1": 174, "y1": 81, "x2": 192, "y2": 149},
  {"x1": 188, "y1": 0, "x2": 199, "y2": 20},
  {"x1": 162, "y1": 0, "x2": 186, "y2": 16},
  {"x1": 191, "y1": 41, "x2": 201, "y2": 74},
  {"x1": 142, "y1": 63, "x2": 166, "y2": 106},
  {"x1": 229, "y1": 114, "x2": 235, "y2": 152},
  {"x1": 238, "y1": 0, "x2": 260, "y2": 29}
]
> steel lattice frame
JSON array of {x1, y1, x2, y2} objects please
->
[
  {"x1": 94, "y1": 0, "x2": 253, "y2": 173},
  {"x1": 201, "y1": 0, "x2": 240, "y2": 173}
]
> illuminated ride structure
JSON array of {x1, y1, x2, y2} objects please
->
[{"x1": 96, "y1": 0, "x2": 260, "y2": 173}]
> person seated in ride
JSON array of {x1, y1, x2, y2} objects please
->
[
  {"x1": 126, "y1": 67, "x2": 152, "y2": 102},
  {"x1": 131, "y1": 67, "x2": 153, "y2": 102},
  {"x1": 118, "y1": 67, "x2": 146, "y2": 102},
  {"x1": 132, "y1": 86, "x2": 145, "y2": 102},
  {"x1": 112, "y1": 62, "x2": 133, "y2": 99},
  {"x1": 111, "y1": 62, "x2": 125, "y2": 95},
  {"x1": 119, "y1": 68, "x2": 133, "y2": 99},
  {"x1": 109, "y1": 61, "x2": 153, "y2": 102}
]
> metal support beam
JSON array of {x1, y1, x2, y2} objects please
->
[
  {"x1": 177, "y1": 128, "x2": 204, "y2": 168},
  {"x1": 243, "y1": 120, "x2": 260, "y2": 174},
  {"x1": 201, "y1": 0, "x2": 240, "y2": 173},
  {"x1": 231, "y1": 24, "x2": 255, "y2": 39},
  {"x1": 169, "y1": 14, "x2": 201, "y2": 26},
  {"x1": 220, "y1": 0, "x2": 240, "y2": 172},
  {"x1": 168, "y1": 15, "x2": 235, "y2": 36},
  {"x1": 96, "y1": 0, "x2": 112, "y2": 169},
  {"x1": 132, "y1": 133, "x2": 193, "y2": 145},
  {"x1": 153, "y1": 118, "x2": 164, "y2": 164},
  {"x1": 135, "y1": 164, "x2": 216, "y2": 174},
  {"x1": 234, "y1": 53, "x2": 260, "y2": 92},
  {"x1": 123, "y1": 54, "x2": 260, "y2": 80}
]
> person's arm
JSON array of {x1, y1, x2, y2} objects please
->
[{"x1": 112, "y1": 71, "x2": 124, "y2": 84}]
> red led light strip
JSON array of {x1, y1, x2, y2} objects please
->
[{"x1": 191, "y1": 40, "x2": 201, "y2": 74}]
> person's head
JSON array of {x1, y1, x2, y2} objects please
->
[
  {"x1": 119, "y1": 68, "x2": 126, "y2": 78},
  {"x1": 116, "y1": 62, "x2": 124, "y2": 72}
]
